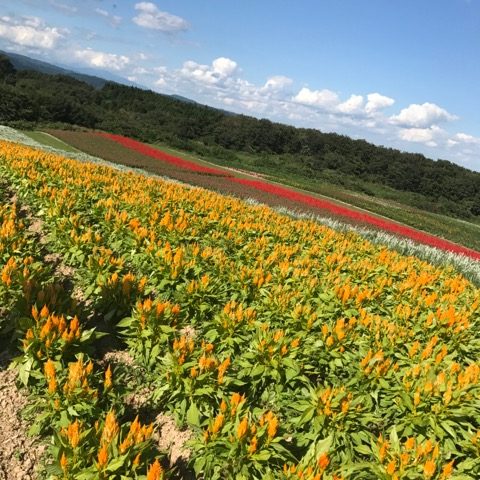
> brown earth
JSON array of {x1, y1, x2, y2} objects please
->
[{"x1": 0, "y1": 355, "x2": 46, "y2": 480}]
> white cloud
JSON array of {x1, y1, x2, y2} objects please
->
[
  {"x1": 262, "y1": 75, "x2": 293, "y2": 92},
  {"x1": 49, "y1": 0, "x2": 78, "y2": 13},
  {"x1": 391, "y1": 102, "x2": 457, "y2": 128},
  {"x1": 454, "y1": 132, "x2": 480, "y2": 144},
  {"x1": 180, "y1": 57, "x2": 238, "y2": 86},
  {"x1": 293, "y1": 87, "x2": 339, "y2": 109},
  {"x1": 398, "y1": 126, "x2": 443, "y2": 147},
  {"x1": 0, "y1": 15, "x2": 66, "y2": 49},
  {"x1": 74, "y1": 48, "x2": 130, "y2": 71},
  {"x1": 212, "y1": 57, "x2": 238, "y2": 77},
  {"x1": 365, "y1": 93, "x2": 395, "y2": 114},
  {"x1": 95, "y1": 8, "x2": 122, "y2": 27},
  {"x1": 337, "y1": 94, "x2": 364, "y2": 114},
  {"x1": 136, "y1": 55, "x2": 480, "y2": 170},
  {"x1": 133, "y1": 2, "x2": 188, "y2": 33}
]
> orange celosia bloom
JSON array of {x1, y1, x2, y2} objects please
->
[
  {"x1": 318, "y1": 453, "x2": 330, "y2": 470},
  {"x1": 267, "y1": 414, "x2": 278, "y2": 440},
  {"x1": 423, "y1": 460, "x2": 436, "y2": 478},
  {"x1": 441, "y1": 460, "x2": 454, "y2": 478},
  {"x1": 386, "y1": 459, "x2": 396, "y2": 475},
  {"x1": 66, "y1": 419, "x2": 81, "y2": 448},
  {"x1": 248, "y1": 435, "x2": 258, "y2": 454},
  {"x1": 97, "y1": 444, "x2": 108, "y2": 470},
  {"x1": 237, "y1": 416, "x2": 248, "y2": 439},
  {"x1": 100, "y1": 410, "x2": 119, "y2": 445},
  {"x1": 104, "y1": 365, "x2": 113, "y2": 390},
  {"x1": 211, "y1": 413, "x2": 224, "y2": 435},
  {"x1": 146, "y1": 459, "x2": 164, "y2": 480}
]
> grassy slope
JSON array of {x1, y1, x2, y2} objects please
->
[
  {"x1": 40, "y1": 129, "x2": 480, "y2": 252},
  {"x1": 22, "y1": 131, "x2": 80, "y2": 152}
]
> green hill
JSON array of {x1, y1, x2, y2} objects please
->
[{"x1": 0, "y1": 52, "x2": 479, "y2": 222}]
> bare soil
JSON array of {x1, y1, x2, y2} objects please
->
[{"x1": 0, "y1": 356, "x2": 46, "y2": 480}]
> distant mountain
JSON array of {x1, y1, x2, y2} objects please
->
[
  {"x1": 0, "y1": 50, "x2": 138, "y2": 89},
  {"x1": 0, "y1": 50, "x2": 198, "y2": 102}
]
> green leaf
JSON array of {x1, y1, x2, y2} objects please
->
[
  {"x1": 107, "y1": 454, "x2": 128, "y2": 472},
  {"x1": 187, "y1": 401, "x2": 201, "y2": 427},
  {"x1": 251, "y1": 364, "x2": 265, "y2": 377}
]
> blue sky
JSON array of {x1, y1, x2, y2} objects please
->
[{"x1": 1, "y1": 0, "x2": 480, "y2": 171}]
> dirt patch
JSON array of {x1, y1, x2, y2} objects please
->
[
  {"x1": 102, "y1": 350, "x2": 136, "y2": 367},
  {"x1": 154, "y1": 414, "x2": 192, "y2": 466},
  {"x1": 179, "y1": 326, "x2": 196, "y2": 339},
  {"x1": 0, "y1": 357, "x2": 46, "y2": 480},
  {"x1": 27, "y1": 219, "x2": 45, "y2": 240}
]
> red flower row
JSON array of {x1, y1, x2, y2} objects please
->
[
  {"x1": 103, "y1": 133, "x2": 480, "y2": 261},
  {"x1": 98, "y1": 133, "x2": 232, "y2": 177}
]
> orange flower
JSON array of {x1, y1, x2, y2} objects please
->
[
  {"x1": 133, "y1": 453, "x2": 141, "y2": 466},
  {"x1": 146, "y1": 459, "x2": 163, "y2": 480},
  {"x1": 267, "y1": 414, "x2": 278, "y2": 440},
  {"x1": 318, "y1": 453, "x2": 330, "y2": 470},
  {"x1": 211, "y1": 413, "x2": 224, "y2": 435},
  {"x1": 386, "y1": 459, "x2": 396, "y2": 475},
  {"x1": 97, "y1": 444, "x2": 108, "y2": 470},
  {"x1": 441, "y1": 460, "x2": 454, "y2": 478},
  {"x1": 60, "y1": 452, "x2": 68, "y2": 472},
  {"x1": 67, "y1": 419, "x2": 81, "y2": 448},
  {"x1": 104, "y1": 365, "x2": 113, "y2": 390},
  {"x1": 101, "y1": 410, "x2": 119, "y2": 445},
  {"x1": 424, "y1": 460, "x2": 436, "y2": 478},
  {"x1": 237, "y1": 416, "x2": 248, "y2": 439},
  {"x1": 248, "y1": 435, "x2": 258, "y2": 454},
  {"x1": 405, "y1": 437, "x2": 415, "y2": 450}
]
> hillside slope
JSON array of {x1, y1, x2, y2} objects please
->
[{"x1": 0, "y1": 53, "x2": 479, "y2": 222}]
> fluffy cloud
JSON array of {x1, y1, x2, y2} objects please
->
[
  {"x1": 141, "y1": 55, "x2": 479, "y2": 169},
  {"x1": 74, "y1": 48, "x2": 130, "y2": 71},
  {"x1": 391, "y1": 102, "x2": 457, "y2": 128},
  {"x1": 180, "y1": 57, "x2": 238, "y2": 86},
  {"x1": 133, "y1": 2, "x2": 188, "y2": 33},
  {"x1": 293, "y1": 87, "x2": 339, "y2": 109},
  {"x1": 0, "y1": 15, "x2": 66, "y2": 49},
  {"x1": 337, "y1": 94, "x2": 364, "y2": 114},
  {"x1": 262, "y1": 75, "x2": 293, "y2": 92},
  {"x1": 212, "y1": 57, "x2": 238, "y2": 77},
  {"x1": 453, "y1": 132, "x2": 480, "y2": 144},
  {"x1": 365, "y1": 93, "x2": 395, "y2": 114}
]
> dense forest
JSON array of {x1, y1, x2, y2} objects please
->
[{"x1": 1, "y1": 54, "x2": 479, "y2": 220}]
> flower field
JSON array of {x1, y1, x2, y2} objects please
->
[
  {"x1": 94, "y1": 131, "x2": 480, "y2": 261},
  {"x1": 0, "y1": 139, "x2": 479, "y2": 479}
]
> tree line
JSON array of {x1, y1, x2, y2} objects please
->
[{"x1": 1, "y1": 54, "x2": 479, "y2": 219}]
